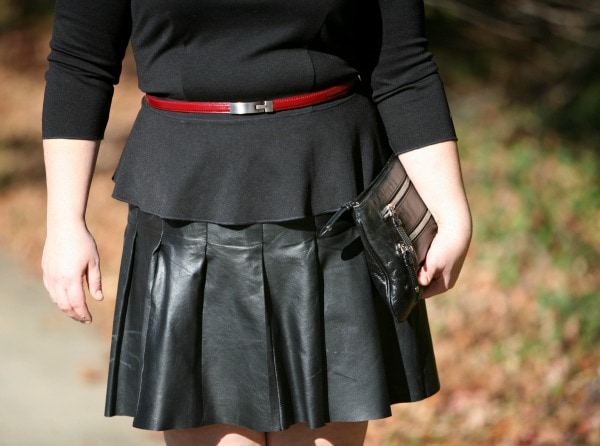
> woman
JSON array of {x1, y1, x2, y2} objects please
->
[{"x1": 41, "y1": 0, "x2": 472, "y2": 445}]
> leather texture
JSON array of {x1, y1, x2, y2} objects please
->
[
  {"x1": 322, "y1": 156, "x2": 437, "y2": 322},
  {"x1": 105, "y1": 207, "x2": 440, "y2": 432}
]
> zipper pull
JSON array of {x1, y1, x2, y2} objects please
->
[
  {"x1": 382, "y1": 204, "x2": 394, "y2": 220},
  {"x1": 318, "y1": 203, "x2": 353, "y2": 237}
]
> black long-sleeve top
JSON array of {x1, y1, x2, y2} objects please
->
[{"x1": 43, "y1": 0, "x2": 456, "y2": 223}]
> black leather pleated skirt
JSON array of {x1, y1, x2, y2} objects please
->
[{"x1": 104, "y1": 207, "x2": 440, "y2": 432}]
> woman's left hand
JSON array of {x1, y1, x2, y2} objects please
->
[
  {"x1": 417, "y1": 219, "x2": 472, "y2": 299},
  {"x1": 398, "y1": 140, "x2": 472, "y2": 298}
]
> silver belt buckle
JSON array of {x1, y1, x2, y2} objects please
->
[{"x1": 229, "y1": 100, "x2": 274, "y2": 115}]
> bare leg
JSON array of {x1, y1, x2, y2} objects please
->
[
  {"x1": 164, "y1": 424, "x2": 267, "y2": 446},
  {"x1": 267, "y1": 422, "x2": 368, "y2": 446}
]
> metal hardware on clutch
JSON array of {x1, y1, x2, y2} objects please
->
[
  {"x1": 382, "y1": 204, "x2": 396, "y2": 220},
  {"x1": 381, "y1": 177, "x2": 411, "y2": 219},
  {"x1": 229, "y1": 100, "x2": 275, "y2": 114},
  {"x1": 395, "y1": 242, "x2": 410, "y2": 255}
]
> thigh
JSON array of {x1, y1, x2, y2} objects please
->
[
  {"x1": 164, "y1": 424, "x2": 266, "y2": 446},
  {"x1": 267, "y1": 422, "x2": 368, "y2": 446}
]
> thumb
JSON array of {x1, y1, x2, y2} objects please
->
[
  {"x1": 87, "y1": 260, "x2": 104, "y2": 301},
  {"x1": 416, "y1": 243, "x2": 445, "y2": 297},
  {"x1": 417, "y1": 262, "x2": 432, "y2": 287}
]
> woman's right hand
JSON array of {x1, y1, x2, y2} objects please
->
[
  {"x1": 42, "y1": 138, "x2": 103, "y2": 323},
  {"x1": 42, "y1": 222, "x2": 104, "y2": 324}
]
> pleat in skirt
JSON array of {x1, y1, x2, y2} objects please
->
[{"x1": 104, "y1": 206, "x2": 440, "y2": 432}]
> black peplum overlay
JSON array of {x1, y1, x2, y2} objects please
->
[{"x1": 43, "y1": 0, "x2": 456, "y2": 223}]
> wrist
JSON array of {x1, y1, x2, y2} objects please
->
[{"x1": 46, "y1": 213, "x2": 87, "y2": 234}]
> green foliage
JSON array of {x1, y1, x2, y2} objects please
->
[
  {"x1": 456, "y1": 98, "x2": 600, "y2": 350},
  {"x1": 541, "y1": 291, "x2": 600, "y2": 348}
]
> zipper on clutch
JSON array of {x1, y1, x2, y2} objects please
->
[
  {"x1": 390, "y1": 213, "x2": 421, "y2": 297},
  {"x1": 381, "y1": 177, "x2": 411, "y2": 220}
]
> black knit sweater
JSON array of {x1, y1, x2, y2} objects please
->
[{"x1": 43, "y1": 0, "x2": 456, "y2": 223}]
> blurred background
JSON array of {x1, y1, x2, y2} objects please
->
[{"x1": 0, "y1": 1, "x2": 598, "y2": 444}]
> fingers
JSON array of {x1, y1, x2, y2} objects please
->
[
  {"x1": 418, "y1": 263, "x2": 449, "y2": 299},
  {"x1": 417, "y1": 265, "x2": 432, "y2": 288},
  {"x1": 42, "y1": 227, "x2": 103, "y2": 323},
  {"x1": 420, "y1": 274, "x2": 450, "y2": 299},
  {"x1": 43, "y1": 274, "x2": 92, "y2": 323},
  {"x1": 416, "y1": 237, "x2": 466, "y2": 299},
  {"x1": 64, "y1": 282, "x2": 93, "y2": 323},
  {"x1": 87, "y1": 258, "x2": 104, "y2": 301}
]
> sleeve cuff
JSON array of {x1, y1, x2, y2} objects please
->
[
  {"x1": 376, "y1": 74, "x2": 457, "y2": 154},
  {"x1": 42, "y1": 70, "x2": 114, "y2": 140}
]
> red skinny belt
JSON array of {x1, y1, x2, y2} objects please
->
[{"x1": 145, "y1": 79, "x2": 356, "y2": 115}]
